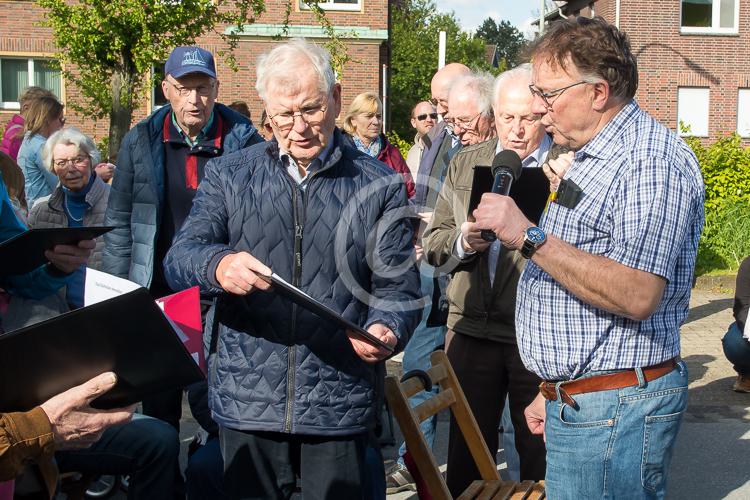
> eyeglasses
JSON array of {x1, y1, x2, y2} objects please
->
[
  {"x1": 445, "y1": 112, "x2": 482, "y2": 131},
  {"x1": 528, "y1": 81, "x2": 589, "y2": 109},
  {"x1": 429, "y1": 97, "x2": 448, "y2": 108},
  {"x1": 268, "y1": 103, "x2": 328, "y2": 131},
  {"x1": 166, "y1": 79, "x2": 216, "y2": 97},
  {"x1": 54, "y1": 155, "x2": 89, "y2": 169},
  {"x1": 416, "y1": 113, "x2": 438, "y2": 121}
]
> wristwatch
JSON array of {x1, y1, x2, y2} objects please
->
[{"x1": 520, "y1": 226, "x2": 546, "y2": 259}]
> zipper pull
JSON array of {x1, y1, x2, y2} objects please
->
[{"x1": 295, "y1": 224, "x2": 303, "y2": 239}]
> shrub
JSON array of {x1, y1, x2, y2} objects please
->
[
  {"x1": 683, "y1": 133, "x2": 750, "y2": 274},
  {"x1": 386, "y1": 130, "x2": 412, "y2": 159}
]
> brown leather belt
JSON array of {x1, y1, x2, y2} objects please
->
[{"x1": 539, "y1": 358, "x2": 678, "y2": 407}]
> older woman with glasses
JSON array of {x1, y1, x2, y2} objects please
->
[
  {"x1": 342, "y1": 92, "x2": 415, "y2": 198},
  {"x1": 27, "y1": 127, "x2": 109, "y2": 310}
]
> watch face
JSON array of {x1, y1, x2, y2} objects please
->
[{"x1": 526, "y1": 227, "x2": 546, "y2": 244}]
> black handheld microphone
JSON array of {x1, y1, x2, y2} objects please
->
[{"x1": 480, "y1": 150, "x2": 522, "y2": 242}]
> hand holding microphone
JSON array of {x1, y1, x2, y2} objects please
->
[{"x1": 480, "y1": 150, "x2": 522, "y2": 242}]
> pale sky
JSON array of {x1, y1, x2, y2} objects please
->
[{"x1": 433, "y1": 0, "x2": 539, "y2": 36}]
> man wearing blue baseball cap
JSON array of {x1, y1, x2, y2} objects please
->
[{"x1": 103, "y1": 45, "x2": 264, "y2": 433}]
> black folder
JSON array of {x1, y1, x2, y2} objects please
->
[
  {"x1": 467, "y1": 166, "x2": 550, "y2": 225},
  {"x1": 257, "y1": 273, "x2": 395, "y2": 353},
  {"x1": 0, "y1": 226, "x2": 114, "y2": 277},
  {"x1": 0, "y1": 287, "x2": 205, "y2": 412}
]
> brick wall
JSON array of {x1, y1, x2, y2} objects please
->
[
  {"x1": 0, "y1": 0, "x2": 386, "y2": 148},
  {"x1": 577, "y1": 0, "x2": 750, "y2": 144}
]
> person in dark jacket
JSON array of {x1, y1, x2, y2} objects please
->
[
  {"x1": 164, "y1": 38, "x2": 420, "y2": 499},
  {"x1": 103, "y1": 46, "x2": 263, "y2": 431},
  {"x1": 342, "y1": 92, "x2": 415, "y2": 198}
]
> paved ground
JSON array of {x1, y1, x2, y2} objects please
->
[{"x1": 383, "y1": 287, "x2": 750, "y2": 499}]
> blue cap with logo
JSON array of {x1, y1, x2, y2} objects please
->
[{"x1": 165, "y1": 46, "x2": 216, "y2": 79}]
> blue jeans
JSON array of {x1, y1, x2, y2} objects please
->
[
  {"x1": 722, "y1": 322, "x2": 750, "y2": 375},
  {"x1": 56, "y1": 413, "x2": 180, "y2": 500},
  {"x1": 544, "y1": 360, "x2": 688, "y2": 500},
  {"x1": 397, "y1": 271, "x2": 447, "y2": 465},
  {"x1": 186, "y1": 436, "x2": 227, "y2": 500}
]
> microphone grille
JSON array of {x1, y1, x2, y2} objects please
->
[{"x1": 491, "y1": 150, "x2": 522, "y2": 180}]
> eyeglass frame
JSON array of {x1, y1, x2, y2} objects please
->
[
  {"x1": 53, "y1": 155, "x2": 90, "y2": 169},
  {"x1": 528, "y1": 80, "x2": 591, "y2": 109},
  {"x1": 429, "y1": 97, "x2": 448, "y2": 109},
  {"x1": 165, "y1": 77, "x2": 216, "y2": 97},
  {"x1": 416, "y1": 113, "x2": 438, "y2": 121},
  {"x1": 445, "y1": 111, "x2": 483, "y2": 132},
  {"x1": 267, "y1": 102, "x2": 329, "y2": 131}
]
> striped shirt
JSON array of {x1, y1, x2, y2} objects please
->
[{"x1": 516, "y1": 100, "x2": 705, "y2": 381}]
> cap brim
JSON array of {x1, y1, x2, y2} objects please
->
[{"x1": 168, "y1": 66, "x2": 217, "y2": 79}]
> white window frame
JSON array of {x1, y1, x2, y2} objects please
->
[
  {"x1": 151, "y1": 64, "x2": 168, "y2": 112},
  {"x1": 299, "y1": 0, "x2": 362, "y2": 12},
  {"x1": 0, "y1": 57, "x2": 61, "y2": 110},
  {"x1": 736, "y1": 89, "x2": 750, "y2": 137},
  {"x1": 677, "y1": 87, "x2": 710, "y2": 137},
  {"x1": 680, "y1": 0, "x2": 739, "y2": 34}
]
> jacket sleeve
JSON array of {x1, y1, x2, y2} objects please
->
[
  {"x1": 163, "y1": 159, "x2": 234, "y2": 296},
  {"x1": 364, "y1": 179, "x2": 422, "y2": 353},
  {"x1": 103, "y1": 133, "x2": 135, "y2": 279},
  {"x1": 0, "y1": 407, "x2": 55, "y2": 482},
  {"x1": 421, "y1": 155, "x2": 466, "y2": 271}
]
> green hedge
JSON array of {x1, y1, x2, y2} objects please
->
[{"x1": 683, "y1": 133, "x2": 750, "y2": 274}]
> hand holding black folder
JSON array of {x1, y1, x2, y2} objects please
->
[{"x1": 257, "y1": 273, "x2": 395, "y2": 354}]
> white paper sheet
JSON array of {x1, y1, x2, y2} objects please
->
[{"x1": 84, "y1": 268, "x2": 141, "y2": 306}]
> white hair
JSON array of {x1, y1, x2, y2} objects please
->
[
  {"x1": 450, "y1": 72, "x2": 495, "y2": 117},
  {"x1": 43, "y1": 127, "x2": 100, "y2": 172},
  {"x1": 255, "y1": 38, "x2": 336, "y2": 101},
  {"x1": 493, "y1": 63, "x2": 532, "y2": 103}
]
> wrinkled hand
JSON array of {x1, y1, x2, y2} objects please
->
[
  {"x1": 40, "y1": 372, "x2": 135, "y2": 450},
  {"x1": 94, "y1": 163, "x2": 116, "y2": 183},
  {"x1": 524, "y1": 392, "x2": 546, "y2": 442},
  {"x1": 45, "y1": 239, "x2": 95, "y2": 274},
  {"x1": 543, "y1": 151, "x2": 574, "y2": 193},
  {"x1": 347, "y1": 323, "x2": 397, "y2": 363},
  {"x1": 215, "y1": 252, "x2": 272, "y2": 295},
  {"x1": 472, "y1": 194, "x2": 531, "y2": 251},
  {"x1": 460, "y1": 221, "x2": 491, "y2": 253}
]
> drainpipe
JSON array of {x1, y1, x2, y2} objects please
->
[{"x1": 616, "y1": 0, "x2": 621, "y2": 28}]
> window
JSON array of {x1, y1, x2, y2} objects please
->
[
  {"x1": 0, "y1": 57, "x2": 61, "y2": 109},
  {"x1": 152, "y1": 64, "x2": 168, "y2": 111},
  {"x1": 737, "y1": 89, "x2": 750, "y2": 137},
  {"x1": 681, "y1": 0, "x2": 738, "y2": 33},
  {"x1": 677, "y1": 87, "x2": 710, "y2": 137},
  {"x1": 300, "y1": 0, "x2": 361, "y2": 12}
]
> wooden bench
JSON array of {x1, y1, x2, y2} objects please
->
[{"x1": 384, "y1": 350, "x2": 545, "y2": 500}]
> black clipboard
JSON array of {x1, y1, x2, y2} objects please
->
[
  {"x1": 0, "y1": 287, "x2": 205, "y2": 412},
  {"x1": 0, "y1": 226, "x2": 114, "y2": 276},
  {"x1": 257, "y1": 273, "x2": 395, "y2": 353}
]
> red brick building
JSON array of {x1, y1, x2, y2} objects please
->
[
  {"x1": 539, "y1": 0, "x2": 750, "y2": 143},
  {"x1": 0, "y1": 0, "x2": 388, "y2": 147}
]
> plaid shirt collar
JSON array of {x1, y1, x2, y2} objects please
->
[{"x1": 575, "y1": 99, "x2": 639, "y2": 161}]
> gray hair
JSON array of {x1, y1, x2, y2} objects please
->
[
  {"x1": 43, "y1": 127, "x2": 100, "y2": 172},
  {"x1": 450, "y1": 72, "x2": 495, "y2": 117},
  {"x1": 255, "y1": 38, "x2": 336, "y2": 101},
  {"x1": 493, "y1": 63, "x2": 532, "y2": 103}
]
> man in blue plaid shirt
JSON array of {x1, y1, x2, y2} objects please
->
[{"x1": 471, "y1": 17, "x2": 704, "y2": 499}]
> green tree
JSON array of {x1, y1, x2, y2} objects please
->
[
  {"x1": 474, "y1": 18, "x2": 527, "y2": 69},
  {"x1": 390, "y1": 0, "x2": 495, "y2": 140},
  {"x1": 36, "y1": 0, "x2": 343, "y2": 159}
]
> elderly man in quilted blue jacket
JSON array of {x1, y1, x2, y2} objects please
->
[{"x1": 164, "y1": 38, "x2": 421, "y2": 499}]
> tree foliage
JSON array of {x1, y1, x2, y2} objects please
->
[
  {"x1": 474, "y1": 18, "x2": 527, "y2": 69},
  {"x1": 36, "y1": 0, "x2": 344, "y2": 159},
  {"x1": 390, "y1": 0, "x2": 496, "y2": 140}
]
